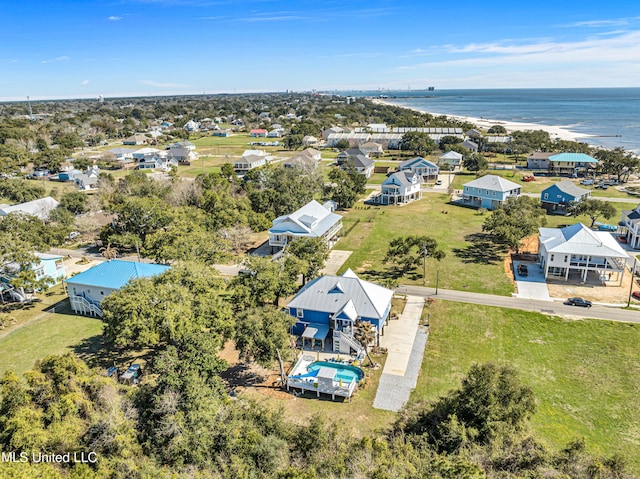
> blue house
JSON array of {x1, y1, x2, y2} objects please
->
[
  {"x1": 33, "y1": 253, "x2": 67, "y2": 285},
  {"x1": 66, "y1": 260, "x2": 170, "y2": 317},
  {"x1": 541, "y1": 181, "x2": 591, "y2": 213},
  {"x1": 461, "y1": 174, "x2": 521, "y2": 210},
  {"x1": 398, "y1": 157, "x2": 439, "y2": 181},
  {"x1": 286, "y1": 269, "x2": 393, "y2": 354}
]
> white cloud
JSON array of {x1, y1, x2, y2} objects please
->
[
  {"x1": 56, "y1": 56, "x2": 70, "y2": 61},
  {"x1": 81, "y1": 80, "x2": 90, "y2": 85},
  {"x1": 562, "y1": 16, "x2": 640, "y2": 28},
  {"x1": 108, "y1": 16, "x2": 123, "y2": 21},
  {"x1": 140, "y1": 80, "x2": 191, "y2": 88}
]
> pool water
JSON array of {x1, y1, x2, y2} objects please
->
[{"x1": 307, "y1": 361, "x2": 364, "y2": 383}]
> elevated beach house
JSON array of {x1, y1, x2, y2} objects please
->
[
  {"x1": 540, "y1": 181, "x2": 591, "y2": 213},
  {"x1": 439, "y1": 151, "x2": 463, "y2": 170},
  {"x1": 548, "y1": 153, "x2": 599, "y2": 177},
  {"x1": 397, "y1": 157, "x2": 439, "y2": 182},
  {"x1": 268, "y1": 200, "x2": 342, "y2": 251},
  {"x1": 287, "y1": 269, "x2": 393, "y2": 354},
  {"x1": 538, "y1": 223, "x2": 628, "y2": 284},
  {"x1": 461, "y1": 175, "x2": 521, "y2": 210},
  {"x1": 620, "y1": 203, "x2": 640, "y2": 249},
  {"x1": 374, "y1": 171, "x2": 422, "y2": 205},
  {"x1": 66, "y1": 260, "x2": 170, "y2": 317}
]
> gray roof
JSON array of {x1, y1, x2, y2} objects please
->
[
  {"x1": 464, "y1": 174, "x2": 520, "y2": 192},
  {"x1": 539, "y1": 223, "x2": 628, "y2": 258},
  {"x1": 384, "y1": 171, "x2": 417, "y2": 187},
  {"x1": 270, "y1": 200, "x2": 342, "y2": 239},
  {"x1": 623, "y1": 206, "x2": 640, "y2": 224},
  {"x1": 287, "y1": 269, "x2": 393, "y2": 320},
  {"x1": 398, "y1": 157, "x2": 438, "y2": 170},
  {"x1": 0, "y1": 196, "x2": 60, "y2": 220},
  {"x1": 545, "y1": 181, "x2": 590, "y2": 198},
  {"x1": 351, "y1": 155, "x2": 374, "y2": 169}
]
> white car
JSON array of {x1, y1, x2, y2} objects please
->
[{"x1": 435, "y1": 180, "x2": 443, "y2": 185}]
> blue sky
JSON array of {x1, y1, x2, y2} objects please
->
[{"x1": 2, "y1": 0, "x2": 640, "y2": 100}]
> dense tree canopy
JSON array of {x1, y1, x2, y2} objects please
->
[{"x1": 482, "y1": 196, "x2": 547, "y2": 252}]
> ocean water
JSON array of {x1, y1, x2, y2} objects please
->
[{"x1": 344, "y1": 88, "x2": 640, "y2": 153}]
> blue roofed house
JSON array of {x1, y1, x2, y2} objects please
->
[
  {"x1": 461, "y1": 175, "x2": 521, "y2": 210},
  {"x1": 66, "y1": 260, "x2": 171, "y2": 317},
  {"x1": 376, "y1": 171, "x2": 422, "y2": 205},
  {"x1": 548, "y1": 153, "x2": 599, "y2": 177},
  {"x1": 286, "y1": 269, "x2": 393, "y2": 354},
  {"x1": 540, "y1": 181, "x2": 591, "y2": 213},
  {"x1": 398, "y1": 157, "x2": 439, "y2": 182},
  {"x1": 269, "y1": 200, "x2": 342, "y2": 252}
]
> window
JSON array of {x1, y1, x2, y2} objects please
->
[
  {"x1": 564, "y1": 255, "x2": 568, "y2": 262},
  {"x1": 543, "y1": 193, "x2": 548, "y2": 199},
  {"x1": 492, "y1": 191, "x2": 496, "y2": 196},
  {"x1": 297, "y1": 308, "x2": 304, "y2": 318},
  {"x1": 550, "y1": 254, "x2": 555, "y2": 261}
]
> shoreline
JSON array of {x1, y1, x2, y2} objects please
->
[{"x1": 371, "y1": 98, "x2": 594, "y2": 143}]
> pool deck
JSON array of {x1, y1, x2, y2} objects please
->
[{"x1": 286, "y1": 354, "x2": 359, "y2": 402}]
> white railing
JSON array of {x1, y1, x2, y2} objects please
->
[
  {"x1": 69, "y1": 295, "x2": 103, "y2": 318},
  {"x1": 334, "y1": 331, "x2": 364, "y2": 358}
]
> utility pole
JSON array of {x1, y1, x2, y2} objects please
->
[
  {"x1": 436, "y1": 270, "x2": 439, "y2": 295},
  {"x1": 627, "y1": 257, "x2": 637, "y2": 308},
  {"x1": 423, "y1": 243, "x2": 428, "y2": 286}
]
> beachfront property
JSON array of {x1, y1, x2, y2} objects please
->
[
  {"x1": 540, "y1": 181, "x2": 591, "y2": 214},
  {"x1": 397, "y1": 156, "x2": 439, "y2": 182},
  {"x1": 287, "y1": 269, "x2": 393, "y2": 355},
  {"x1": 0, "y1": 196, "x2": 60, "y2": 221},
  {"x1": 538, "y1": 223, "x2": 628, "y2": 285},
  {"x1": 526, "y1": 152, "x2": 599, "y2": 176},
  {"x1": 268, "y1": 200, "x2": 343, "y2": 250},
  {"x1": 619, "y1": 204, "x2": 640, "y2": 249},
  {"x1": 460, "y1": 175, "x2": 521, "y2": 210},
  {"x1": 66, "y1": 260, "x2": 171, "y2": 317}
]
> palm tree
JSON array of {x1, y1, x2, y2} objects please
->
[
  {"x1": 99, "y1": 243, "x2": 119, "y2": 260},
  {"x1": 354, "y1": 320, "x2": 377, "y2": 367}
]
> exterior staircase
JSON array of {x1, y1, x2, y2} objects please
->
[{"x1": 334, "y1": 331, "x2": 365, "y2": 358}]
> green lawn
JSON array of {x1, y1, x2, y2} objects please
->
[
  {"x1": 413, "y1": 301, "x2": 640, "y2": 473},
  {"x1": 337, "y1": 195, "x2": 515, "y2": 295},
  {"x1": 0, "y1": 311, "x2": 103, "y2": 377}
]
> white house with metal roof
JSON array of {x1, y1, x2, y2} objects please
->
[
  {"x1": 287, "y1": 269, "x2": 393, "y2": 354},
  {"x1": 461, "y1": 175, "x2": 521, "y2": 210},
  {"x1": 0, "y1": 196, "x2": 60, "y2": 221},
  {"x1": 538, "y1": 223, "x2": 628, "y2": 284},
  {"x1": 268, "y1": 200, "x2": 343, "y2": 249},
  {"x1": 439, "y1": 151, "x2": 463, "y2": 170},
  {"x1": 376, "y1": 171, "x2": 421, "y2": 205}
]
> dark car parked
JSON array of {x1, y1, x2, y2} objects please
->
[
  {"x1": 632, "y1": 291, "x2": 640, "y2": 301},
  {"x1": 564, "y1": 297, "x2": 592, "y2": 308},
  {"x1": 517, "y1": 264, "x2": 528, "y2": 277}
]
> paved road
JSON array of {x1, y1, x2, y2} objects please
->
[{"x1": 396, "y1": 285, "x2": 640, "y2": 324}]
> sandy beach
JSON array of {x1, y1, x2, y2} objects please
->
[{"x1": 371, "y1": 99, "x2": 594, "y2": 143}]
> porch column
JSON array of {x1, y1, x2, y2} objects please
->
[
  {"x1": 582, "y1": 268, "x2": 588, "y2": 282},
  {"x1": 565, "y1": 267, "x2": 570, "y2": 281}
]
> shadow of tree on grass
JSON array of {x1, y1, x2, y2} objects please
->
[{"x1": 453, "y1": 233, "x2": 506, "y2": 265}]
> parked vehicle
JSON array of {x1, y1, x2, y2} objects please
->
[
  {"x1": 594, "y1": 222, "x2": 617, "y2": 231},
  {"x1": 517, "y1": 264, "x2": 528, "y2": 277},
  {"x1": 580, "y1": 179, "x2": 594, "y2": 185},
  {"x1": 120, "y1": 364, "x2": 142, "y2": 385},
  {"x1": 435, "y1": 180, "x2": 443, "y2": 185},
  {"x1": 617, "y1": 235, "x2": 628, "y2": 243},
  {"x1": 564, "y1": 297, "x2": 592, "y2": 308},
  {"x1": 632, "y1": 291, "x2": 640, "y2": 301},
  {"x1": 522, "y1": 175, "x2": 535, "y2": 182}
]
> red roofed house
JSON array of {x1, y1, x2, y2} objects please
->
[{"x1": 250, "y1": 129, "x2": 268, "y2": 138}]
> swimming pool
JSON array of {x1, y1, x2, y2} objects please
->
[{"x1": 307, "y1": 361, "x2": 364, "y2": 383}]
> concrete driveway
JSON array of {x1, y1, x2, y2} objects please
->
[
  {"x1": 320, "y1": 250, "x2": 352, "y2": 275},
  {"x1": 513, "y1": 260, "x2": 551, "y2": 301}
]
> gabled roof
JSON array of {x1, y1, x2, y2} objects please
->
[
  {"x1": 439, "y1": 151, "x2": 463, "y2": 160},
  {"x1": 350, "y1": 155, "x2": 374, "y2": 169},
  {"x1": 0, "y1": 196, "x2": 60, "y2": 220},
  {"x1": 549, "y1": 153, "x2": 598, "y2": 163},
  {"x1": 539, "y1": 223, "x2": 628, "y2": 258},
  {"x1": 398, "y1": 156, "x2": 438, "y2": 170},
  {"x1": 527, "y1": 151, "x2": 555, "y2": 160},
  {"x1": 287, "y1": 269, "x2": 393, "y2": 321},
  {"x1": 65, "y1": 260, "x2": 170, "y2": 290},
  {"x1": 622, "y1": 205, "x2": 640, "y2": 225},
  {"x1": 270, "y1": 200, "x2": 342, "y2": 238},
  {"x1": 464, "y1": 174, "x2": 520, "y2": 192},
  {"x1": 383, "y1": 171, "x2": 418, "y2": 187},
  {"x1": 542, "y1": 181, "x2": 590, "y2": 198}
]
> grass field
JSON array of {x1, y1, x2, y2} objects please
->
[
  {"x1": 337, "y1": 195, "x2": 516, "y2": 295},
  {"x1": 0, "y1": 311, "x2": 103, "y2": 377},
  {"x1": 413, "y1": 300, "x2": 640, "y2": 472}
]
